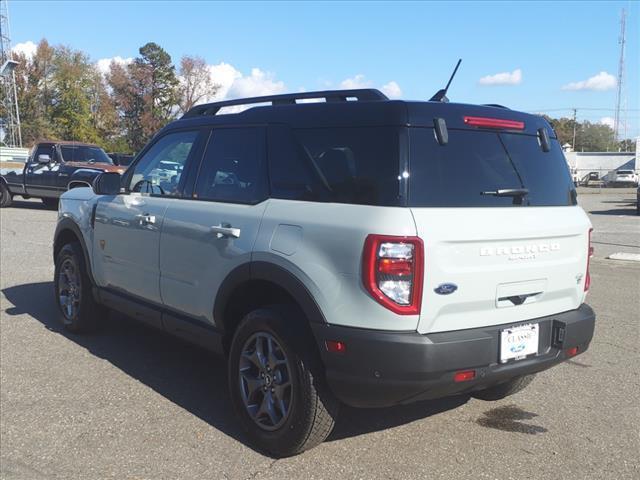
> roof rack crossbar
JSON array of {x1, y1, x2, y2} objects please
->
[{"x1": 182, "y1": 89, "x2": 388, "y2": 118}]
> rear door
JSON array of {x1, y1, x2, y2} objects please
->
[
  {"x1": 408, "y1": 126, "x2": 591, "y2": 334},
  {"x1": 159, "y1": 127, "x2": 268, "y2": 327}
]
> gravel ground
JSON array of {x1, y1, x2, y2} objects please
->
[{"x1": 1, "y1": 195, "x2": 639, "y2": 480}]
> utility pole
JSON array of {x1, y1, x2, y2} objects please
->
[
  {"x1": 0, "y1": 0, "x2": 21, "y2": 147},
  {"x1": 613, "y1": 8, "x2": 626, "y2": 145},
  {"x1": 572, "y1": 108, "x2": 577, "y2": 150}
]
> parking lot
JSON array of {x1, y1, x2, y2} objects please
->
[{"x1": 1, "y1": 191, "x2": 638, "y2": 480}]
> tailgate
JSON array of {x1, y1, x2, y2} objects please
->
[{"x1": 412, "y1": 206, "x2": 591, "y2": 334}]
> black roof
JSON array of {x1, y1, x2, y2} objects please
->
[{"x1": 169, "y1": 89, "x2": 553, "y2": 137}]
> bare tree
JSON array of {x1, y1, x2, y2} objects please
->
[{"x1": 178, "y1": 55, "x2": 218, "y2": 113}]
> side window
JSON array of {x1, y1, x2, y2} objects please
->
[
  {"x1": 31, "y1": 145, "x2": 53, "y2": 164},
  {"x1": 129, "y1": 130, "x2": 198, "y2": 196},
  {"x1": 268, "y1": 126, "x2": 322, "y2": 201},
  {"x1": 194, "y1": 128, "x2": 267, "y2": 204},
  {"x1": 269, "y1": 127, "x2": 402, "y2": 206}
]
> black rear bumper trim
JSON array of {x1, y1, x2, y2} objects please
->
[{"x1": 312, "y1": 304, "x2": 595, "y2": 408}]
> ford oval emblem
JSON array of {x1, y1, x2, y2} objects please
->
[{"x1": 434, "y1": 283, "x2": 458, "y2": 295}]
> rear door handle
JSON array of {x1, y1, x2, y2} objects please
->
[{"x1": 211, "y1": 224, "x2": 241, "y2": 239}]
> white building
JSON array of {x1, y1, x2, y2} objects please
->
[{"x1": 563, "y1": 138, "x2": 638, "y2": 184}]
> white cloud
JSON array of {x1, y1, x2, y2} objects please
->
[
  {"x1": 337, "y1": 75, "x2": 402, "y2": 98},
  {"x1": 228, "y1": 67, "x2": 286, "y2": 99},
  {"x1": 340, "y1": 74, "x2": 372, "y2": 90},
  {"x1": 381, "y1": 81, "x2": 402, "y2": 98},
  {"x1": 599, "y1": 117, "x2": 615, "y2": 128},
  {"x1": 478, "y1": 68, "x2": 522, "y2": 86},
  {"x1": 12, "y1": 40, "x2": 37, "y2": 60},
  {"x1": 208, "y1": 64, "x2": 286, "y2": 101},
  {"x1": 96, "y1": 56, "x2": 133, "y2": 75},
  {"x1": 562, "y1": 71, "x2": 616, "y2": 91},
  {"x1": 201, "y1": 63, "x2": 287, "y2": 113}
]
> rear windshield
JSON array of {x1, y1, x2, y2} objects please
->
[
  {"x1": 408, "y1": 128, "x2": 576, "y2": 207},
  {"x1": 60, "y1": 146, "x2": 113, "y2": 164}
]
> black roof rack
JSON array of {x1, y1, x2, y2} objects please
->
[
  {"x1": 482, "y1": 104, "x2": 510, "y2": 109},
  {"x1": 181, "y1": 89, "x2": 389, "y2": 118}
]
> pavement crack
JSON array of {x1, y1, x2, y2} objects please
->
[{"x1": 246, "y1": 459, "x2": 278, "y2": 480}]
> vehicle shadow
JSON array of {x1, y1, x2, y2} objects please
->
[
  {"x1": 589, "y1": 205, "x2": 638, "y2": 216},
  {"x1": 1, "y1": 281, "x2": 468, "y2": 452},
  {"x1": 6, "y1": 199, "x2": 53, "y2": 210},
  {"x1": 599, "y1": 199, "x2": 637, "y2": 204}
]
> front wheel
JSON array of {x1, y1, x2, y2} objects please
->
[
  {"x1": 228, "y1": 307, "x2": 339, "y2": 457},
  {"x1": 472, "y1": 374, "x2": 536, "y2": 401},
  {"x1": 0, "y1": 182, "x2": 12, "y2": 208},
  {"x1": 54, "y1": 242, "x2": 107, "y2": 333}
]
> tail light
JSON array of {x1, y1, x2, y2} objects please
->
[
  {"x1": 584, "y1": 228, "x2": 594, "y2": 292},
  {"x1": 362, "y1": 235, "x2": 424, "y2": 315}
]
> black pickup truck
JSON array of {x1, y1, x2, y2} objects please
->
[{"x1": 1, "y1": 140, "x2": 125, "y2": 208}]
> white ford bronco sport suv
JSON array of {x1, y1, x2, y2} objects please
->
[{"x1": 53, "y1": 88, "x2": 596, "y2": 457}]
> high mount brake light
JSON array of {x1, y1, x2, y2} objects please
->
[
  {"x1": 362, "y1": 235, "x2": 424, "y2": 315},
  {"x1": 463, "y1": 116, "x2": 525, "y2": 130},
  {"x1": 585, "y1": 228, "x2": 594, "y2": 292}
]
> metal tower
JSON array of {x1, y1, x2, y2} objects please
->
[
  {"x1": 0, "y1": 0, "x2": 21, "y2": 147},
  {"x1": 613, "y1": 8, "x2": 626, "y2": 144}
]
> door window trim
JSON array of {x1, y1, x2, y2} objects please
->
[
  {"x1": 190, "y1": 125, "x2": 269, "y2": 206},
  {"x1": 121, "y1": 127, "x2": 208, "y2": 199}
]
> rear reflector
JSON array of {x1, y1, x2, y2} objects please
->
[
  {"x1": 464, "y1": 116, "x2": 525, "y2": 130},
  {"x1": 325, "y1": 340, "x2": 347, "y2": 354},
  {"x1": 453, "y1": 370, "x2": 476, "y2": 382},
  {"x1": 565, "y1": 346, "x2": 579, "y2": 357}
]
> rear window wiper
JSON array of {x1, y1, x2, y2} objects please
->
[{"x1": 480, "y1": 188, "x2": 529, "y2": 198}]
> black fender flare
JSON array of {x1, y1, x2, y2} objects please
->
[
  {"x1": 53, "y1": 217, "x2": 96, "y2": 285},
  {"x1": 213, "y1": 261, "x2": 327, "y2": 334},
  {"x1": 68, "y1": 169, "x2": 104, "y2": 188}
]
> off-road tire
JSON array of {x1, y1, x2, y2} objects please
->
[
  {"x1": 0, "y1": 182, "x2": 12, "y2": 208},
  {"x1": 472, "y1": 374, "x2": 536, "y2": 401},
  {"x1": 54, "y1": 242, "x2": 107, "y2": 333},
  {"x1": 228, "y1": 306, "x2": 339, "y2": 457}
]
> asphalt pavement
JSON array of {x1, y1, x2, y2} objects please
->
[{"x1": 1, "y1": 193, "x2": 638, "y2": 480}]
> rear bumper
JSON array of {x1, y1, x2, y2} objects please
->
[{"x1": 312, "y1": 304, "x2": 595, "y2": 408}]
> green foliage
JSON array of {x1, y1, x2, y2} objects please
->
[
  {"x1": 11, "y1": 40, "x2": 57, "y2": 145},
  {"x1": 544, "y1": 116, "x2": 623, "y2": 152},
  {"x1": 49, "y1": 47, "x2": 100, "y2": 143},
  {"x1": 105, "y1": 42, "x2": 180, "y2": 152}
]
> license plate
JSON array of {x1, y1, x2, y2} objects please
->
[{"x1": 500, "y1": 323, "x2": 539, "y2": 363}]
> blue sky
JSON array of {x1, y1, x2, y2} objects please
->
[{"x1": 11, "y1": 0, "x2": 640, "y2": 137}]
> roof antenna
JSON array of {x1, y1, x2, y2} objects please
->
[{"x1": 429, "y1": 59, "x2": 462, "y2": 103}]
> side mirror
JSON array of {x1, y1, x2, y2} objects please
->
[
  {"x1": 37, "y1": 154, "x2": 52, "y2": 164},
  {"x1": 92, "y1": 172, "x2": 121, "y2": 195}
]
